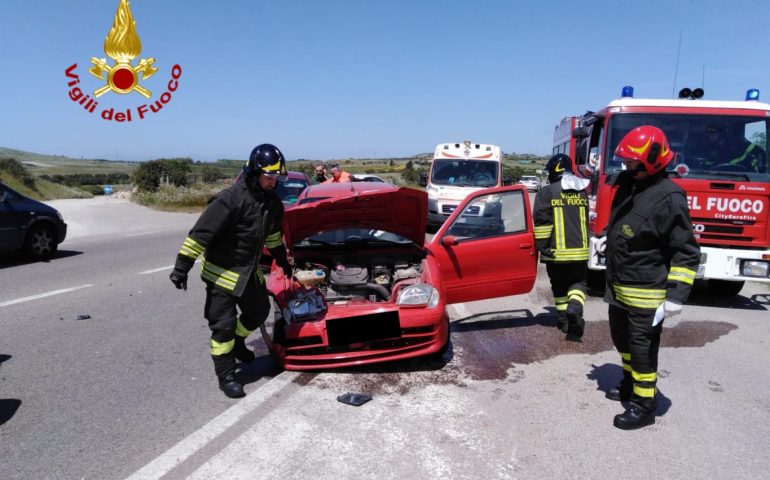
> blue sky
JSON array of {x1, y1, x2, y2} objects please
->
[{"x1": 1, "y1": 0, "x2": 769, "y2": 161}]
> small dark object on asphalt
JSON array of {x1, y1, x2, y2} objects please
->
[
  {"x1": 337, "y1": 392, "x2": 372, "y2": 406},
  {"x1": 76, "y1": 314, "x2": 91, "y2": 320}
]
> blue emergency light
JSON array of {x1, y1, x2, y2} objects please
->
[
  {"x1": 746, "y1": 89, "x2": 760, "y2": 101},
  {"x1": 621, "y1": 86, "x2": 634, "y2": 98}
]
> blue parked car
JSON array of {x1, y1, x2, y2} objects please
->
[{"x1": 0, "y1": 182, "x2": 67, "y2": 260}]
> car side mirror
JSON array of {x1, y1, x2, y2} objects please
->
[
  {"x1": 502, "y1": 176, "x2": 512, "y2": 186},
  {"x1": 418, "y1": 172, "x2": 428, "y2": 187},
  {"x1": 441, "y1": 235, "x2": 458, "y2": 247}
]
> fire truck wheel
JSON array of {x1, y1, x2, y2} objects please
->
[{"x1": 708, "y1": 279, "x2": 745, "y2": 297}]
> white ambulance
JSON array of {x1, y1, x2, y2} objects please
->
[{"x1": 421, "y1": 141, "x2": 506, "y2": 229}]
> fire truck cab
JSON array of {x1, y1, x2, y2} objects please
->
[{"x1": 561, "y1": 86, "x2": 770, "y2": 296}]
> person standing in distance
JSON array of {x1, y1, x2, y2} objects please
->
[
  {"x1": 323, "y1": 164, "x2": 353, "y2": 183},
  {"x1": 602, "y1": 126, "x2": 700, "y2": 429},
  {"x1": 313, "y1": 163, "x2": 328, "y2": 184},
  {"x1": 169, "y1": 144, "x2": 293, "y2": 399},
  {"x1": 533, "y1": 154, "x2": 590, "y2": 341}
]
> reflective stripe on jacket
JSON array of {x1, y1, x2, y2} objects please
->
[
  {"x1": 533, "y1": 179, "x2": 589, "y2": 263},
  {"x1": 604, "y1": 171, "x2": 700, "y2": 313},
  {"x1": 174, "y1": 176, "x2": 284, "y2": 297}
]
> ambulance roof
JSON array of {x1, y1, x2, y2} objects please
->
[{"x1": 433, "y1": 142, "x2": 501, "y2": 160}]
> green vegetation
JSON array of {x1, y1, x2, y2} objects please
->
[
  {"x1": 0, "y1": 157, "x2": 92, "y2": 200},
  {"x1": 132, "y1": 184, "x2": 220, "y2": 212},
  {"x1": 1, "y1": 146, "x2": 549, "y2": 209}
]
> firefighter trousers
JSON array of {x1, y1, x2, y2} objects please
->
[
  {"x1": 545, "y1": 262, "x2": 587, "y2": 335},
  {"x1": 608, "y1": 304, "x2": 661, "y2": 412},
  {"x1": 204, "y1": 272, "x2": 270, "y2": 378}
]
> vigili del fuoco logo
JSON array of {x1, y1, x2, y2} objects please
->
[{"x1": 64, "y1": 0, "x2": 181, "y2": 122}]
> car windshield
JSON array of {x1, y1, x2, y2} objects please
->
[
  {"x1": 605, "y1": 113, "x2": 769, "y2": 181},
  {"x1": 276, "y1": 178, "x2": 309, "y2": 203},
  {"x1": 431, "y1": 159, "x2": 499, "y2": 187},
  {"x1": 296, "y1": 228, "x2": 413, "y2": 247},
  {"x1": 521, "y1": 176, "x2": 538, "y2": 182}
]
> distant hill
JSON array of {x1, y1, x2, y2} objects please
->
[
  {"x1": 0, "y1": 146, "x2": 548, "y2": 178},
  {"x1": 0, "y1": 147, "x2": 138, "y2": 176}
]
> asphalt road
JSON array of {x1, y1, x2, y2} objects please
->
[{"x1": 1, "y1": 196, "x2": 769, "y2": 480}]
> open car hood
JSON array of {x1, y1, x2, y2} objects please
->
[{"x1": 284, "y1": 185, "x2": 427, "y2": 248}]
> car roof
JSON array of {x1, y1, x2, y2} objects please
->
[{"x1": 285, "y1": 171, "x2": 309, "y2": 181}]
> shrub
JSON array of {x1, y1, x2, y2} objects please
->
[
  {"x1": 0, "y1": 157, "x2": 35, "y2": 188},
  {"x1": 132, "y1": 159, "x2": 192, "y2": 192}
]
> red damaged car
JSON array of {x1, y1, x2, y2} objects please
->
[{"x1": 265, "y1": 181, "x2": 537, "y2": 370}]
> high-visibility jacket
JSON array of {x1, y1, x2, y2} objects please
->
[
  {"x1": 533, "y1": 176, "x2": 590, "y2": 263},
  {"x1": 173, "y1": 176, "x2": 285, "y2": 297},
  {"x1": 728, "y1": 142, "x2": 766, "y2": 172},
  {"x1": 604, "y1": 171, "x2": 700, "y2": 312}
]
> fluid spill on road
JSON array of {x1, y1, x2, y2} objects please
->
[{"x1": 307, "y1": 315, "x2": 737, "y2": 395}]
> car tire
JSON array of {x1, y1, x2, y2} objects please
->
[{"x1": 24, "y1": 223, "x2": 57, "y2": 261}]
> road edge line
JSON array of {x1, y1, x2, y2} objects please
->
[{"x1": 124, "y1": 371, "x2": 301, "y2": 480}]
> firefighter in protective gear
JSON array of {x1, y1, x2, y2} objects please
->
[
  {"x1": 604, "y1": 126, "x2": 700, "y2": 429},
  {"x1": 533, "y1": 154, "x2": 590, "y2": 341},
  {"x1": 169, "y1": 143, "x2": 292, "y2": 399}
]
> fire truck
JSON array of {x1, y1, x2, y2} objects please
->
[{"x1": 555, "y1": 86, "x2": 770, "y2": 296}]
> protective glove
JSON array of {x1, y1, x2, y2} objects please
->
[
  {"x1": 653, "y1": 300, "x2": 682, "y2": 327},
  {"x1": 169, "y1": 271, "x2": 188, "y2": 291},
  {"x1": 594, "y1": 236, "x2": 607, "y2": 255},
  {"x1": 539, "y1": 248, "x2": 554, "y2": 259}
]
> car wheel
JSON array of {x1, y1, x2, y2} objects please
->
[{"x1": 24, "y1": 224, "x2": 57, "y2": 260}]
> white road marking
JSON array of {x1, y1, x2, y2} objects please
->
[
  {"x1": 126, "y1": 231, "x2": 159, "y2": 237},
  {"x1": 138, "y1": 265, "x2": 174, "y2": 275},
  {"x1": 125, "y1": 371, "x2": 302, "y2": 480},
  {"x1": 0, "y1": 284, "x2": 94, "y2": 308},
  {"x1": 448, "y1": 303, "x2": 472, "y2": 320},
  {"x1": 138, "y1": 259, "x2": 200, "y2": 275}
]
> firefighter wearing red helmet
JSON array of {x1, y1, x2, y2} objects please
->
[
  {"x1": 602, "y1": 126, "x2": 700, "y2": 429},
  {"x1": 533, "y1": 154, "x2": 591, "y2": 341},
  {"x1": 169, "y1": 144, "x2": 292, "y2": 399}
]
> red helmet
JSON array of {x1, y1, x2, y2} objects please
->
[{"x1": 614, "y1": 126, "x2": 674, "y2": 175}]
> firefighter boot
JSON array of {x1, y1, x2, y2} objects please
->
[
  {"x1": 613, "y1": 398, "x2": 656, "y2": 430},
  {"x1": 606, "y1": 371, "x2": 632, "y2": 401},
  {"x1": 232, "y1": 336, "x2": 256, "y2": 363},
  {"x1": 212, "y1": 354, "x2": 245, "y2": 399},
  {"x1": 555, "y1": 312, "x2": 568, "y2": 332},
  {"x1": 565, "y1": 302, "x2": 584, "y2": 341}
]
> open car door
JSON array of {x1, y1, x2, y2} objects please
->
[{"x1": 426, "y1": 185, "x2": 537, "y2": 305}]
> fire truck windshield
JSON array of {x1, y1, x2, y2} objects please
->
[
  {"x1": 605, "y1": 113, "x2": 769, "y2": 180},
  {"x1": 431, "y1": 159, "x2": 499, "y2": 187}
]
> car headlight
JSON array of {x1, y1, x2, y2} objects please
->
[
  {"x1": 427, "y1": 185, "x2": 439, "y2": 199},
  {"x1": 740, "y1": 260, "x2": 769, "y2": 278},
  {"x1": 396, "y1": 283, "x2": 439, "y2": 308}
]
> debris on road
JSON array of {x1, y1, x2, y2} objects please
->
[{"x1": 336, "y1": 392, "x2": 372, "y2": 406}]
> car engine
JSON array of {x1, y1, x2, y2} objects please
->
[{"x1": 292, "y1": 259, "x2": 421, "y2": 302}]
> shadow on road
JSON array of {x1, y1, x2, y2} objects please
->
[
  {"x1": 0, "y1": 249, "x2": 83, "y2": 269},
  {"x1": 687, "y1": 288, "x2": 768, "y2": 312},
  {"x1": 450, "y1": 307, "x2": 558, "y2": 331},
  {"x1": 0, "y1": 355, "x2": 21, "y2": 426},
  {"x1": 236, "y1": 354, "x2": 282, "y2": 385},
  {"x1": 587, "y1": 363, "x2": 672, "y2": 416}
]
